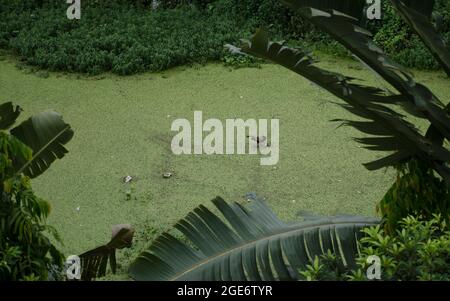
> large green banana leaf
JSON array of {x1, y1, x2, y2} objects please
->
[
  {"x1": 129, "y1": 197, "x2": 379, "y2": 281},
  {"x1": 389, "y1": 0, "x2": 450, "y2": 77},
  {"x1": 284, "y1": 5, "x2": 450, "y2": 142},
  {"x1": 229, "y1": 29, "x2": 450, "y2": 183},
  {"x1": 10, "y1": 110, "x2": 74, "y2": 178}
]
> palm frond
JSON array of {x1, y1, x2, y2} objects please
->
[
  {"x1": 389, "y1": 0, "x2": 450, "y2": 76},
  {"x1": 287, "y1": 5, "x2": 450, "y2": 141},
  {"x1": 231, "y1": 29, "x2": 450, "y2": 182}
]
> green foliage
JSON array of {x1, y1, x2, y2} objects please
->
[
  {"x1": 378, "y1": 160, "x2": 450, "y2": 233},
  {"x1": 0, "y1": 5, "x2": 253, "y2": 75},
  {"x1": 0, "y1": 132, "x2": 63, "y2": 280},
  {"x1": 237, "y1": 28, "x2": 450, "y2": 180},
  {"x1": 0, "y1": 101, "x2": 73, "y2": 280},
  {"x1": 0, "y1": 0, "x2": 149, "y2": 10},
  {"x1": 222, "y1": 52, "x2": 262, "y2": 69},
  {"x1": 300, "y1": 215, "x2": 450, "y2": 281},
  {"x1": 299, "y1": 250, "x2": 368, "y2": 281},
  {"x1": 299, "y1": 250, "x2": 355, "y2": 281},
  {"x1": 212, "y1": 0, "x2": 316, "y2": 40},
  {"x1": 358, "y1": 215, "x2": 450, "y2": 280},
  {"x1": 1, "y1": 0, "x2": 449, "y2": 73},
  {"x1": 374, "y1": 0, "x2": 450, "y2": 70},
  {"x1": 236, "y1": 1, "x2": 450, "y2": 234},
  {"x1": 158, "y1": 0, "x2": 215, "y2": 9},
  {"x1": 129, "y1": 197, "x2": 379, "y2": 281}
]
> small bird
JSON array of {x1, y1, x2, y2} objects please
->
[
  {"x1": 247, "y1": 136, "x2": 270, "y2": 148},
  {"x1": 247, "y1": 135, "x2": 267, "y2": 146}
]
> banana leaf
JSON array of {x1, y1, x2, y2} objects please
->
[
  {"x1": 10, "y1": 111, "x2": 74, "y2": 178},
  {"x1": 129, "y1": 197, "x2": 379, "y2": 281}
]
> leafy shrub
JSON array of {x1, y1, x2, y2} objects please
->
[
  {"x1": 158, "y1": 0, "x2": 215, "y2": 9},
  {"x1": 0, "y1": 132, "x2": 63, "y2": 280},
  {"x1": 300, "y1": 215, "x2": 450, "y2": 281},
  {"x1": 0, "y1": 5, "x2": 254, "y2": 75},
  {"x1": 373, "y1": 0, "x2": 450, "y2": 70},
  {"x1": 212, "y1": 0, "x2": 316, "y2": 40},
  {"x1": 378, "y1": 160, "x2": 450, "y2": 233},
  {"x1": 1, "y1": 1, "x2": 449, "y2": 73},
  {"x1": 299, "y1": 250, "x2": 366, "y2": 281},
  {"x1": 222, "y1": 52, "x2": 262, "y2": 69},
  {"x1": 0, "y1": 101, "x2": 73, "y2": 280}
]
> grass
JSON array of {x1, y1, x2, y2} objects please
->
[{"x1": 1, "y1": 53, "x2": 449, "y2": 279}]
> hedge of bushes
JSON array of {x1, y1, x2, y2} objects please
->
[
  {"x1": 372, "y1": 0, "x2": 450, "y2": 70},
  {"x1": 0, "y1": 4, "x2": 252, "y2": 75},
  {"x1": 0, "y1": 0, "x2": 449, "y2": 75}
]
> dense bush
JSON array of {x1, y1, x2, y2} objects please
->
[
  {"x1": 373, "y1": 0, "x2": 450, "y2": 70},
  {"x1": 300, "y1": 215, "x2": 450, "y2": 281},
  {"x1": 0, "y1": 5, "x2": 251, "y2": 75},
  {"x1": 0, "y1": 0, "x2": 322, "y2": 75},
  {"x1": 378, "y1": 160, "x2": 450, "y2": 233},
  {"x1": 213, "y1": 0, "x2": 450, "y2": 68},
  {"x1": 0, "y1": 0, "x2": 449, "y2": 74},
  {"x1": 217, "y1": 0, "x2": 450, "y2": 70}
]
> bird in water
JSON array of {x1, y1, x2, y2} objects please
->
[{"x1": 247, "y1": 135, "x2": 269, "y2": 146}]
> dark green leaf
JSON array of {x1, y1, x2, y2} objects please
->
[
  {"x1": 11, "y1": 111, "x2": 74, "y2": 178},
  {"x1": 0, "y1": 102, "x2": 21, "y2": 130},
  {"x1": 235, "y1": 29, "x2": 450, "y2": 181},
  {"x1": 129, "y1": 198, "x2": 379, "y2": 281},
  {"x1": 389, "y1": 0, "x2": 450, "y2": 76}
]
